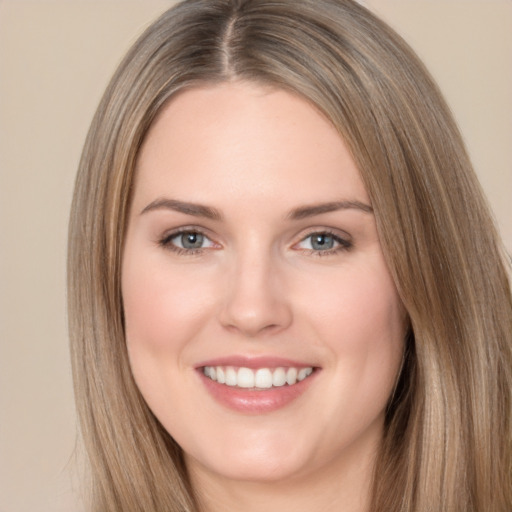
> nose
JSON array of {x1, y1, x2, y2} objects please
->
[{"x1": 218, "y1": 252, "x2": 293, "y2": 338}]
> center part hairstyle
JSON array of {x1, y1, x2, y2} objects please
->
[{"x1": 68, "y1": 0, "x2": 512, "y2": 511}]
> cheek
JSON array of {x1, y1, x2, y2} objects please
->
[
  {"x1": 122, "y1": 250, "x2": 216, "y2": 356},
  {"x1": 121, "y1": 248, "x2": 215, "y2": 425},
  {"x1": 304, "y1": 259, "x2": 405, "y2": 349},
  {"x1": 302, "y1": 258, "x2": 405, "y2": 404}
]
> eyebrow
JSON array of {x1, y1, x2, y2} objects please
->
[
  {"x1": 287, "y1": 200, "x2": 373, "y2": 220},
  {"x1": 140, "y1": 198, "x2": 373, "y2": 221},
  {"x1": 140, "y1": 198, "x2": 222, "y2": 220}
]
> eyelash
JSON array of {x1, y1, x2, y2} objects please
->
[
  {"x1": 158, "y1": 228, "x2": 353, "y2": 256},
  {"x1": 296, "y1": 229, "x2": 353, "y2": 256},
  {"x1": 158, "y1": 227, "x2": 215, "y2": 256}
]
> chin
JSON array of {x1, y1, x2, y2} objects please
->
[{"x1": 183, "y1": 427, "x2": 315, "y2": 484}]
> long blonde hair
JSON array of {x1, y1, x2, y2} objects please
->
[{"x1": 68, "y1": 0, "x2": 512, "y2": 510}]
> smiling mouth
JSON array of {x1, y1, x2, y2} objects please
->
[{"x1": 202, "y1": 366, "x2": 315, "y2": 389}]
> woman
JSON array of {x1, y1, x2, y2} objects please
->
[{"x1": 67, "y1": 0, "x2": 512, "y2": 510}]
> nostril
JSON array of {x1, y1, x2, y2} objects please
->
[
  {"x1": 218, "y1": 261, "x2": 293, "y2": 336},
  {"x1": 218, "y1": 298, "x2": 293, "y2": 337}
]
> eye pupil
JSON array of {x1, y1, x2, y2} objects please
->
[
  {"x1": 311, "y1": 234, "x2": 334, "y2": 250},
  {"x1": 182, "y1": 232, "x2": 203, "y2": 249}
]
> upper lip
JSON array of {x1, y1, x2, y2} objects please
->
[{"x1": 195, "y1": 355, "x2": 318, "y2": 370}]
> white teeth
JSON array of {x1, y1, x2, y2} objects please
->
[
  {"x1": 202, "y1": 365, "x2": 314, "y2": 389},
  {"x1": 272, "y1": 367, "x2": 287, "y2": 387},
  {"x1": 297, "y1": 367, "x2": 313, "y2": 381},
  {"x1": 286, "y1": 367, "x2": 298, "y2": 385},
  {"x1": 237, "y1": 367, "x2": 255, "y2": 388},
  {"x1": 255, "y1": 368, "x2": 273, "y2": 388},
  {"x1": 225, "y1": 367, "x2": 237, "y2": 386}
]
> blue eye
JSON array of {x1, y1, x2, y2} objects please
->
[
  {"x1": 309, "y1": 233, "x2": 336, "y2": 250},
  {"x1": 160, "y1": 230, "x2": 216, "y2": 253},
  {"x1": 296, "y1": 231, "x2": 352, "y2": 253},
  {"x1": 174, "y1": 232, "x2": 206, "y2": 249}
]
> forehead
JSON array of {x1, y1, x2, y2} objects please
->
[{"x1": 133, "y1": 82, "x2": 369, "y2": 210}]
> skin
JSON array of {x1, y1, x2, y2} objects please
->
[{"x1": 122, "y1": 82, "x2": 406, "y2": 512}]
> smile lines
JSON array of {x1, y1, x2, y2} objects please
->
[{"x1": 202, "y1": 366, "x2": 314, "y2": 389}]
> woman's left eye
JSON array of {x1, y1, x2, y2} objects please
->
[{"x1": 295, "y1": 232, "x2": 352, "y2": 253}]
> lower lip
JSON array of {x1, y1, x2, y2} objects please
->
[{"x1": 198, "y1": 370, "x2": 318, "y2": 414}]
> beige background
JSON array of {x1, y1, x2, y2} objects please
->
[{"x1": 0, "y1": 1, "x2": 510, "y2": 511}]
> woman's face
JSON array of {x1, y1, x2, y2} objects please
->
[{"x1": 122, "y1": 82, "x2": 406, "y2": 486}]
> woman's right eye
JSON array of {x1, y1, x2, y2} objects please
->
[{"x1": 159, "y1": 230, "x2": 216, "y2": 254}]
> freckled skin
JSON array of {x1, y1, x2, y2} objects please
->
[{"x1": 122, "y1": 82, "x2": 406, "y2": 511}]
